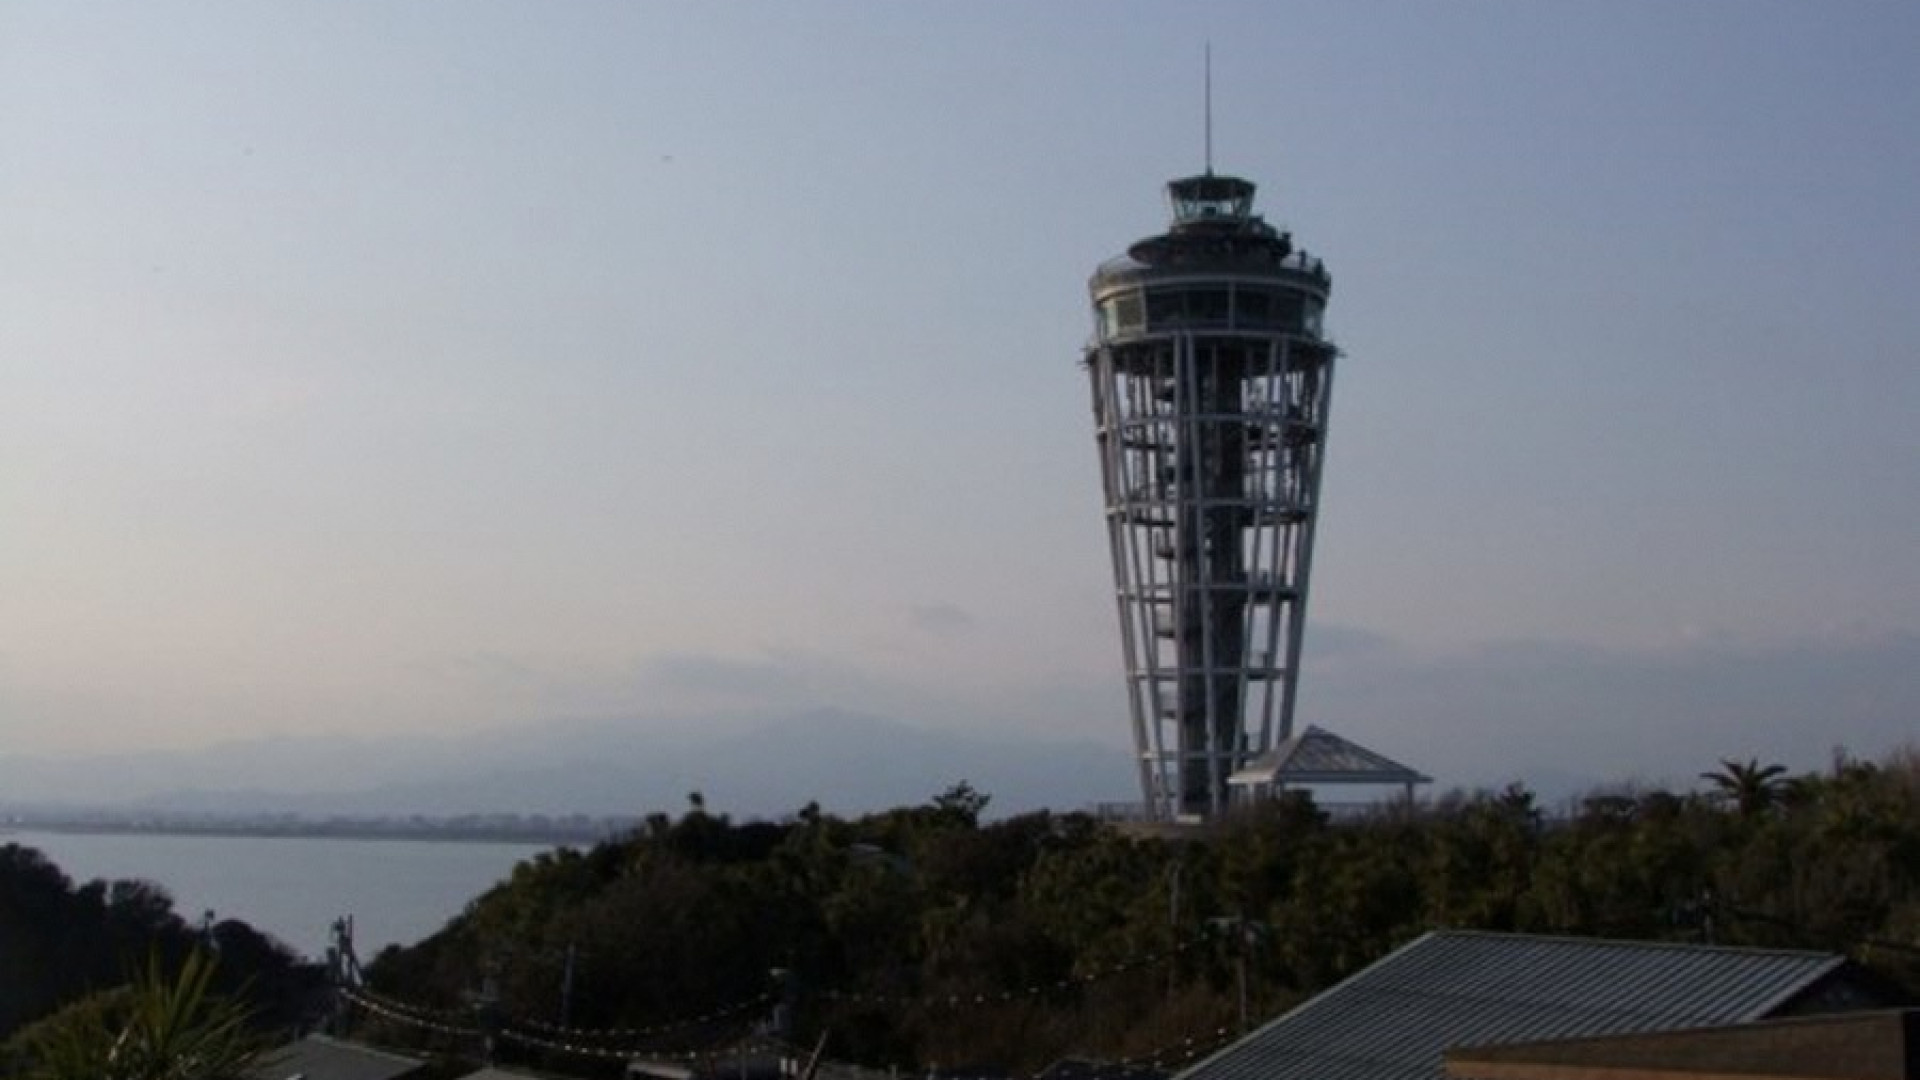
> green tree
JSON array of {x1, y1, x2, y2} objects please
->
[
  {"x1": 5, "y1": 950, "x2": 265, "y2": 1080},
  {"x1": 1420, "y1": 789, "x2": 1539, "y2": 930},
  {"x1": 928, "y1": 781, "x2": 991, "y2": 828},
  {"x1": 359, "y1": 750, "x2": 1920, "y2": 1068},
  {"x1": 1699, "y1": 758, "x2": 1790, "y2": 816},
  {"x1": 0, "y1": 846, "x2": 299, "y2": 1043}
]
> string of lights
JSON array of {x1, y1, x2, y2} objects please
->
[
  {"x1": 332, "y1": 933, "x2": 1239, "y2": 1076},
  {"x1": 1117, "y1": 1023, "x2": 1238, "y2": 1070},
  {"x1": 346, "y1": 977, "x2": 773, "y2": 1042},
  {"x1": 339, "y1": 986, "x2": 480, "y2": 1038},
  {"x1": 345, "y1": 984, "x2": 476, "y2": 1025},
  {"x1": 515, "y1": 991, "x2": 776, "y2": 1039},
  {"x1": 342, "y1": 978, "x2": 1236, "y2": 1079},
  {"x1": 825, "y1": 1023, "x2": 1238, "y2": 1080},
  {"x1": 337, "y1": 935, "x2": 1201, "y2": 1038},
  {"x1": 341, "y1": 984, "x2": 752, "y2": 1060},
  {"x1": 493, "y1": 1024, "x2": 734, "y2": 1062},
  {"x1": 820, "y1": 940, "x2": 1195, "y2": 1009}
]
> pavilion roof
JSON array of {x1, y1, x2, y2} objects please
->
[{"x1": 1227, "y1": 725, "x2": 1431, "y2": 787}]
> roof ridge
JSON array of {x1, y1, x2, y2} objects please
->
[{"x1": 1426, "y1": 928, "x2": 1844, "y2": 961}]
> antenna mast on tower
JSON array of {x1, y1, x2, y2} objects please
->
[{"x1": 1204, "y1": 42, "x2": 1214, "y2": 175}]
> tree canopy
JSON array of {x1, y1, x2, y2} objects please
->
[
  {"x1": 4, "y1": 950, "x2": 265, "y2": 1080},
  {"x1": 0, "y1": 844, "x2": 306, "y2": 1057},
  {"x1": 361, "y1": 750, "x2": 1920, "y2": 1076}
]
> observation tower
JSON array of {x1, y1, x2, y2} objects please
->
[{"x1": 1084, "y1": 171, "x2": 1339, "y2": 822}]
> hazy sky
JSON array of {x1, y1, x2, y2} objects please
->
[{"x1": 3, "y1": 2, "x2": 1916, "y2": 793}]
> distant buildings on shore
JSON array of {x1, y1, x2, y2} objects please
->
[{"x1": 0, "y1": 808, "x2": 635, "y2": 845}]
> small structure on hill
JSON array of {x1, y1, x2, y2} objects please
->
[{"x1": 1226, "y1": 724, "x2": 1431, "y2": 808}]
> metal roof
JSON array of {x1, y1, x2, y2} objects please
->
[
  {"x1": 1227, "y1": 725, "x2": 1431, "y2": 787},
  {"x1": 249, "y1": 1035, "x2": 425, "y2": 1080},
  {"x1": 1178, "y1": 931, "x2": 1848, "y2": 1080}
]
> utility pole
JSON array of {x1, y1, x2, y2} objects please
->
[
  {"x1": 1208, "y1": 913, "x2": 1263, "y2": 1033},
  {"x1": 1237, "y1": 923, "x2": 1249, "y2": 1034},
  {"x1": 1167, "y1": 858, "x2": 1184, "y2": 996}
]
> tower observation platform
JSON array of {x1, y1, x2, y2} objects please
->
[{"x1": 1084, "y1": 172, "x2": 1342, "y2": 822}]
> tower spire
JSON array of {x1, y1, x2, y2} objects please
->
[{"x1": 1204, "y1": 42, "x2": 1214, "y2": 176}]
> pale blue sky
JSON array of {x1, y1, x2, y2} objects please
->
[{"x1": 2, "y1": 2, "x2": 1916, "y2": 792}]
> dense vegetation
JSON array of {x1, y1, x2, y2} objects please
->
[
  {"x1": 0, "y1": 844, "x2": 309, "y2": 1072},
  {"x1": 3, "y1": 951, "x2": 268, "y2": 1080},
  {"x1": 365, "y1": 750, "x2": 1920, "y2": 1076}
]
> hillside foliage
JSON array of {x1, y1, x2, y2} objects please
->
[
  {"x1": 3, "y1": 950, "x2": 267, "y2": 1080},
  {"x1": 0, "y1": 844, "x2": 306, "y2": 1060},
  {"x1": 363, "y1": 750, "x2": 1920, "y2": 1075}
]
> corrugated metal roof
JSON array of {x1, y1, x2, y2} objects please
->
[{"x1": 1178, "y1": 931, "x2": 1847, "y2": 1080}]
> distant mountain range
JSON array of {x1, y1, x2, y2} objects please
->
[{"x1": 0, "y1": 710, "x2": 1139, "y2": 821}]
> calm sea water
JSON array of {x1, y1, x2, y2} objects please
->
[{"x1": 6, "y1": 830, "x2": 551, "y2": 960}]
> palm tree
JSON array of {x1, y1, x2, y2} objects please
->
[
  {"x1": 7, "y1": 949, "x2": 267, "y2": 1080},
  {"x1": 1699, "y1": 758, "x2": 1791, "y2": 816}
]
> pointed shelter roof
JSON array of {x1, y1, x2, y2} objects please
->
[{"x1": 1227, "y1": 725, "x2": 1431, "y2": 788}]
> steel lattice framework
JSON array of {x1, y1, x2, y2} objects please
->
[{"x1": 1084, "y1": 173, "x2": 1338, "y2": 821}]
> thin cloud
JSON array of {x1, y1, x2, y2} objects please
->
[
  {"x1": 1302, "y1": 622, "x2": 1401, "y2": 663},
  {"x1": 908, "y1": 603, "x2": 976, "y2": 637},
  {"x1": 637, "y1": 652, "x2": 809, "y2": 699},
  {"x1": 1300, "y1": 629, "x2": 1920, "y2": 801}
]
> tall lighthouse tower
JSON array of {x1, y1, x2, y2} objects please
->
[{"x1": 1085, "y1": 171, "x2": 1338, "y2": 821}]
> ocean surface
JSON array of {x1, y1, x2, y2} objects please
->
[{"x1": 5, "y1": 829, "x2": 552, "y2": 960}]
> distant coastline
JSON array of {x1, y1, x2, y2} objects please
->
[{"x1": 0, "y1": 809, "x2": 635, "y2": 847}]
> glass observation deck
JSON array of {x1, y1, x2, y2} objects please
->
[{"x1": 1168, "y1": 174, "x2": 1257, "y2": 223}]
